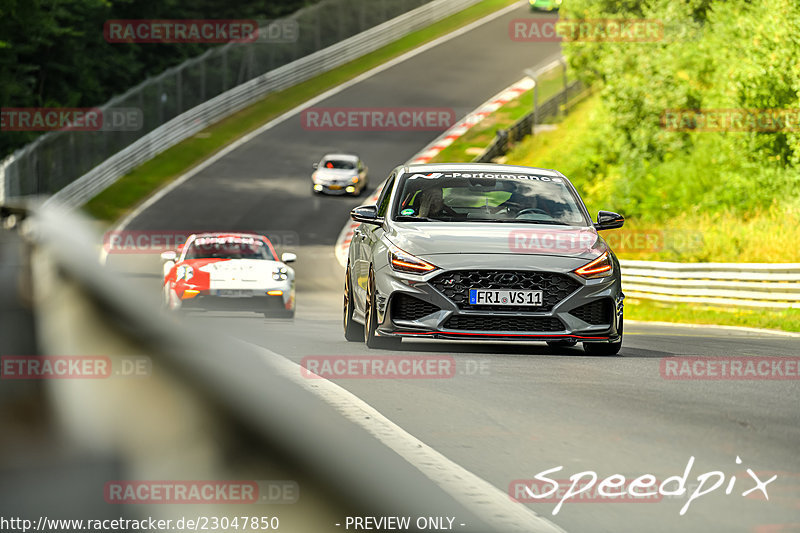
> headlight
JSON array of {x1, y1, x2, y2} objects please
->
[
  {"x1": 177, "y1": 265, "x2": 194, "y2": 281},
  {"x1": 273, "y1": 267, "x2": 289, "y2": 281},
  {"x1": 351, "y1": 176, "x2": 359, "y2": 183},
  {"x1": 388, "y1": 245, "x2": 437, "y2": 274},
  {"x1": 573, "y1": 251, "x2": 613, "y2": 279}
]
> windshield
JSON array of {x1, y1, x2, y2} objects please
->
[
  {"x1": 393, "y1": 171, "x2": 590, "y2": 225},
  {"x1": 321, "y1": 159, "x2": 356, "y2": 170},
  {"x1": 184, "y1": 236, "x2": 275, "y2": 260}
]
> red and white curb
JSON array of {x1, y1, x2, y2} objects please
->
[
  {"x1": 334, "y1": 76, "x2": 534, "y2": 267},
  {"x1": 410, "y1": 77, "x2": 534, "y2": 164}
]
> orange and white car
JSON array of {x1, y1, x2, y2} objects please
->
[{"x1": 161, "y1": 232, "x2": 296, "y2": 317}]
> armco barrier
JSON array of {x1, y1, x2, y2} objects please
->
[
  {"x1": 2, "y1": 0, "x2": 484, "y2": 206},
  {"x1": 620, "y1": 260, "x2": 800, "y2": 309}
]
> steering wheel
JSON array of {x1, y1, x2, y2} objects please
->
[{"x1": 516, "y1": 208, "x2": 549, "y2": 217}]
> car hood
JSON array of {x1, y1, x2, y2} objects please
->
[
  {"x1": 315, "y1": 168, "x2": 356, "y2": 178},
  {"x1": 386, "y1": 222, "x2": 604, "y2": 260}
]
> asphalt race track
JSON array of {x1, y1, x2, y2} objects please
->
[{"x1": 105, "y1": 4, "x2": 800, "y2": 532}]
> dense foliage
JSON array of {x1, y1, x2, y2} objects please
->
[
  {"x1": 0, "y1": 0, "x2": 316, "y2": 155},
  {"x1": 559, "y1": 0, "x2": 800, "y2": 221}
]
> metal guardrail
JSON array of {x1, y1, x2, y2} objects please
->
[
  {"x1": 1, "y1": 201, "x2": 566, "y2": 532},
  {"x1": 2, "y1": 0, "x2": 484, "y2": 206},
  {"x1": 474, "y1": 79, "x2": 586, "y2": 163},
  {"x1": 620, "y1": 260, "x2": 800, "y2": 309}
]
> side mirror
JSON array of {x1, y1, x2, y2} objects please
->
[
  {"x1": 281, "y1": 252, "x2": 297, "y2": 264},
  {"x1": 160, "y1": 250, "x2": 177, "y2": 262},
  {"x1": 350, "y1": 205, "x2": 382, "y2": 225},
  {"x1": 594, "y1": 211, "x2": 625, "y2": 230},
  {"x1": 312, "y1": 162, "x2": 319, "y2": 169}
]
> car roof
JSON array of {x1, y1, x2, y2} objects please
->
[
  {"x1": 321, "y1": 153, "x2": 360, "y2": 161},
  {"x1": 191, "y1": 232, "x2": 269, "y2": 241},
  {"x1": 401, "y1": 162, "x2": 563, "y2": 178}
]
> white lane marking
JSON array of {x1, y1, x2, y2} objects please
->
[
  {"x1": 246, "y1": 340, "x2": 567, "y2": 533},
  {"x1": 102, "y1": 0, "x2": 528, "y2": 266},
  {"x1": 626, "y1": 319, "x2": 800, "y2": 338}
]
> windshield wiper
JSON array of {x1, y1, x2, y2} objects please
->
[{"x1": 466, "y1": 219, "x2": 571, "y2": 225}]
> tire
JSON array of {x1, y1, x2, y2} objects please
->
[
  {"x1": 267, "y1": 307, "x2": 295, "y2": 319},
  {"x1": 164, "y1": 284, "x2": 181, "y2": 311},
  {"x1": 343, "y1": 266, "x2": 364, "y2": 341},
  {"x1": 364, "y1": 269, "x2": 401, "y2": 349},
  {"x1": 264, "y1": 295, "x2": 294, "y2": 319},
  {"x1": 583, "y1": 317, "x2": 623, "y2": 356}
]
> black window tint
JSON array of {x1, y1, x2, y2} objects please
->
[{"x1": 376, "y1": 174, "x2": 396, "y2": 217}]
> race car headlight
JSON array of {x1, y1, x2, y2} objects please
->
[
  {"x1": 388, "y1": 245, "x2": 437, "y2": 274},
  {"x1": 176, "y1": 264, "x2": 194, "y2": 281},
  {"x1": 273, "y1": 267, "x2": 289, "y2": 281},
  {"x1": 574, "y1": 251, "x2": 613, "y2": 279}
]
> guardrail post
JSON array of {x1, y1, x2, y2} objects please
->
[
  {"x1": 561, "y1": 57, "x2": 568, "y2": 115},
  {"x1": 222, "y1": 48, "x2": 229, "y2": 91},
  {"x1": 176, "y1": 68, "x2": 183, "y2": 114}
]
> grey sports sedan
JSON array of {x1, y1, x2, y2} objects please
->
[{"x1": 343, "y1": 163, "x2": 626, "y2": 355}]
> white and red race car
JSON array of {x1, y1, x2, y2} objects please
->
[{"x1": 161, "y1": 233, "x2": 296, "y2": 317}]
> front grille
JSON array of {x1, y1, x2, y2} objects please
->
[
  {"x1": 430, "y1": 270, "x2": 580, "y2": 312},
  {"x1": 569, "y1": 299, "x2": 612, "y2": 325},
  {"x1": 444, "y1": 315, "x2": 564, "y2": 332},
  {"x1": 391, "y1": 293, "x2": 440, "y2": 321}
]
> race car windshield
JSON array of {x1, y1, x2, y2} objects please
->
[
  {"x1": 322, "y1": 159, "x2": 356, "y2": 170},
  {"x1": 393, "y1": 172, "x2": 590, "y2": 225},
  {"x1": 184, "y1": 238, "x2": 275, "y2": 260}
]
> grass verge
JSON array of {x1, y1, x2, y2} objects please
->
[
  {"x1": 489, "y1": 88, "x2": 799, "y2": 331},
  {"x1": 83, "y1": 0, "x2": 520, "y2": 223},
  {"x1": 505, "y1": 94, "x2": 800, "y2": 262},
  {"x1": 626, "y1": 298, "x2": 800, "y2": 333}
]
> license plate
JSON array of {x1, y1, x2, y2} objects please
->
[
  {"x1": 215, "y1": 289, "x2": 250, "y2": 298},
  {"x1": 329, "y1": 185, "x2": 342, "y2": 190},
  {"x1": 469, "y1": 289, "x2": 543, "y2": 306}
]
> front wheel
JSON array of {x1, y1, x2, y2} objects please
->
[
  {"x1": 164, "y1": 284, "x2": 182, "y2": 311},
  {"x1": 343, "y1": 266, "x2": 363, "y2": 341},
  {"x1": 364, "y1": 270, "x2": 400, "y2": 349}
]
